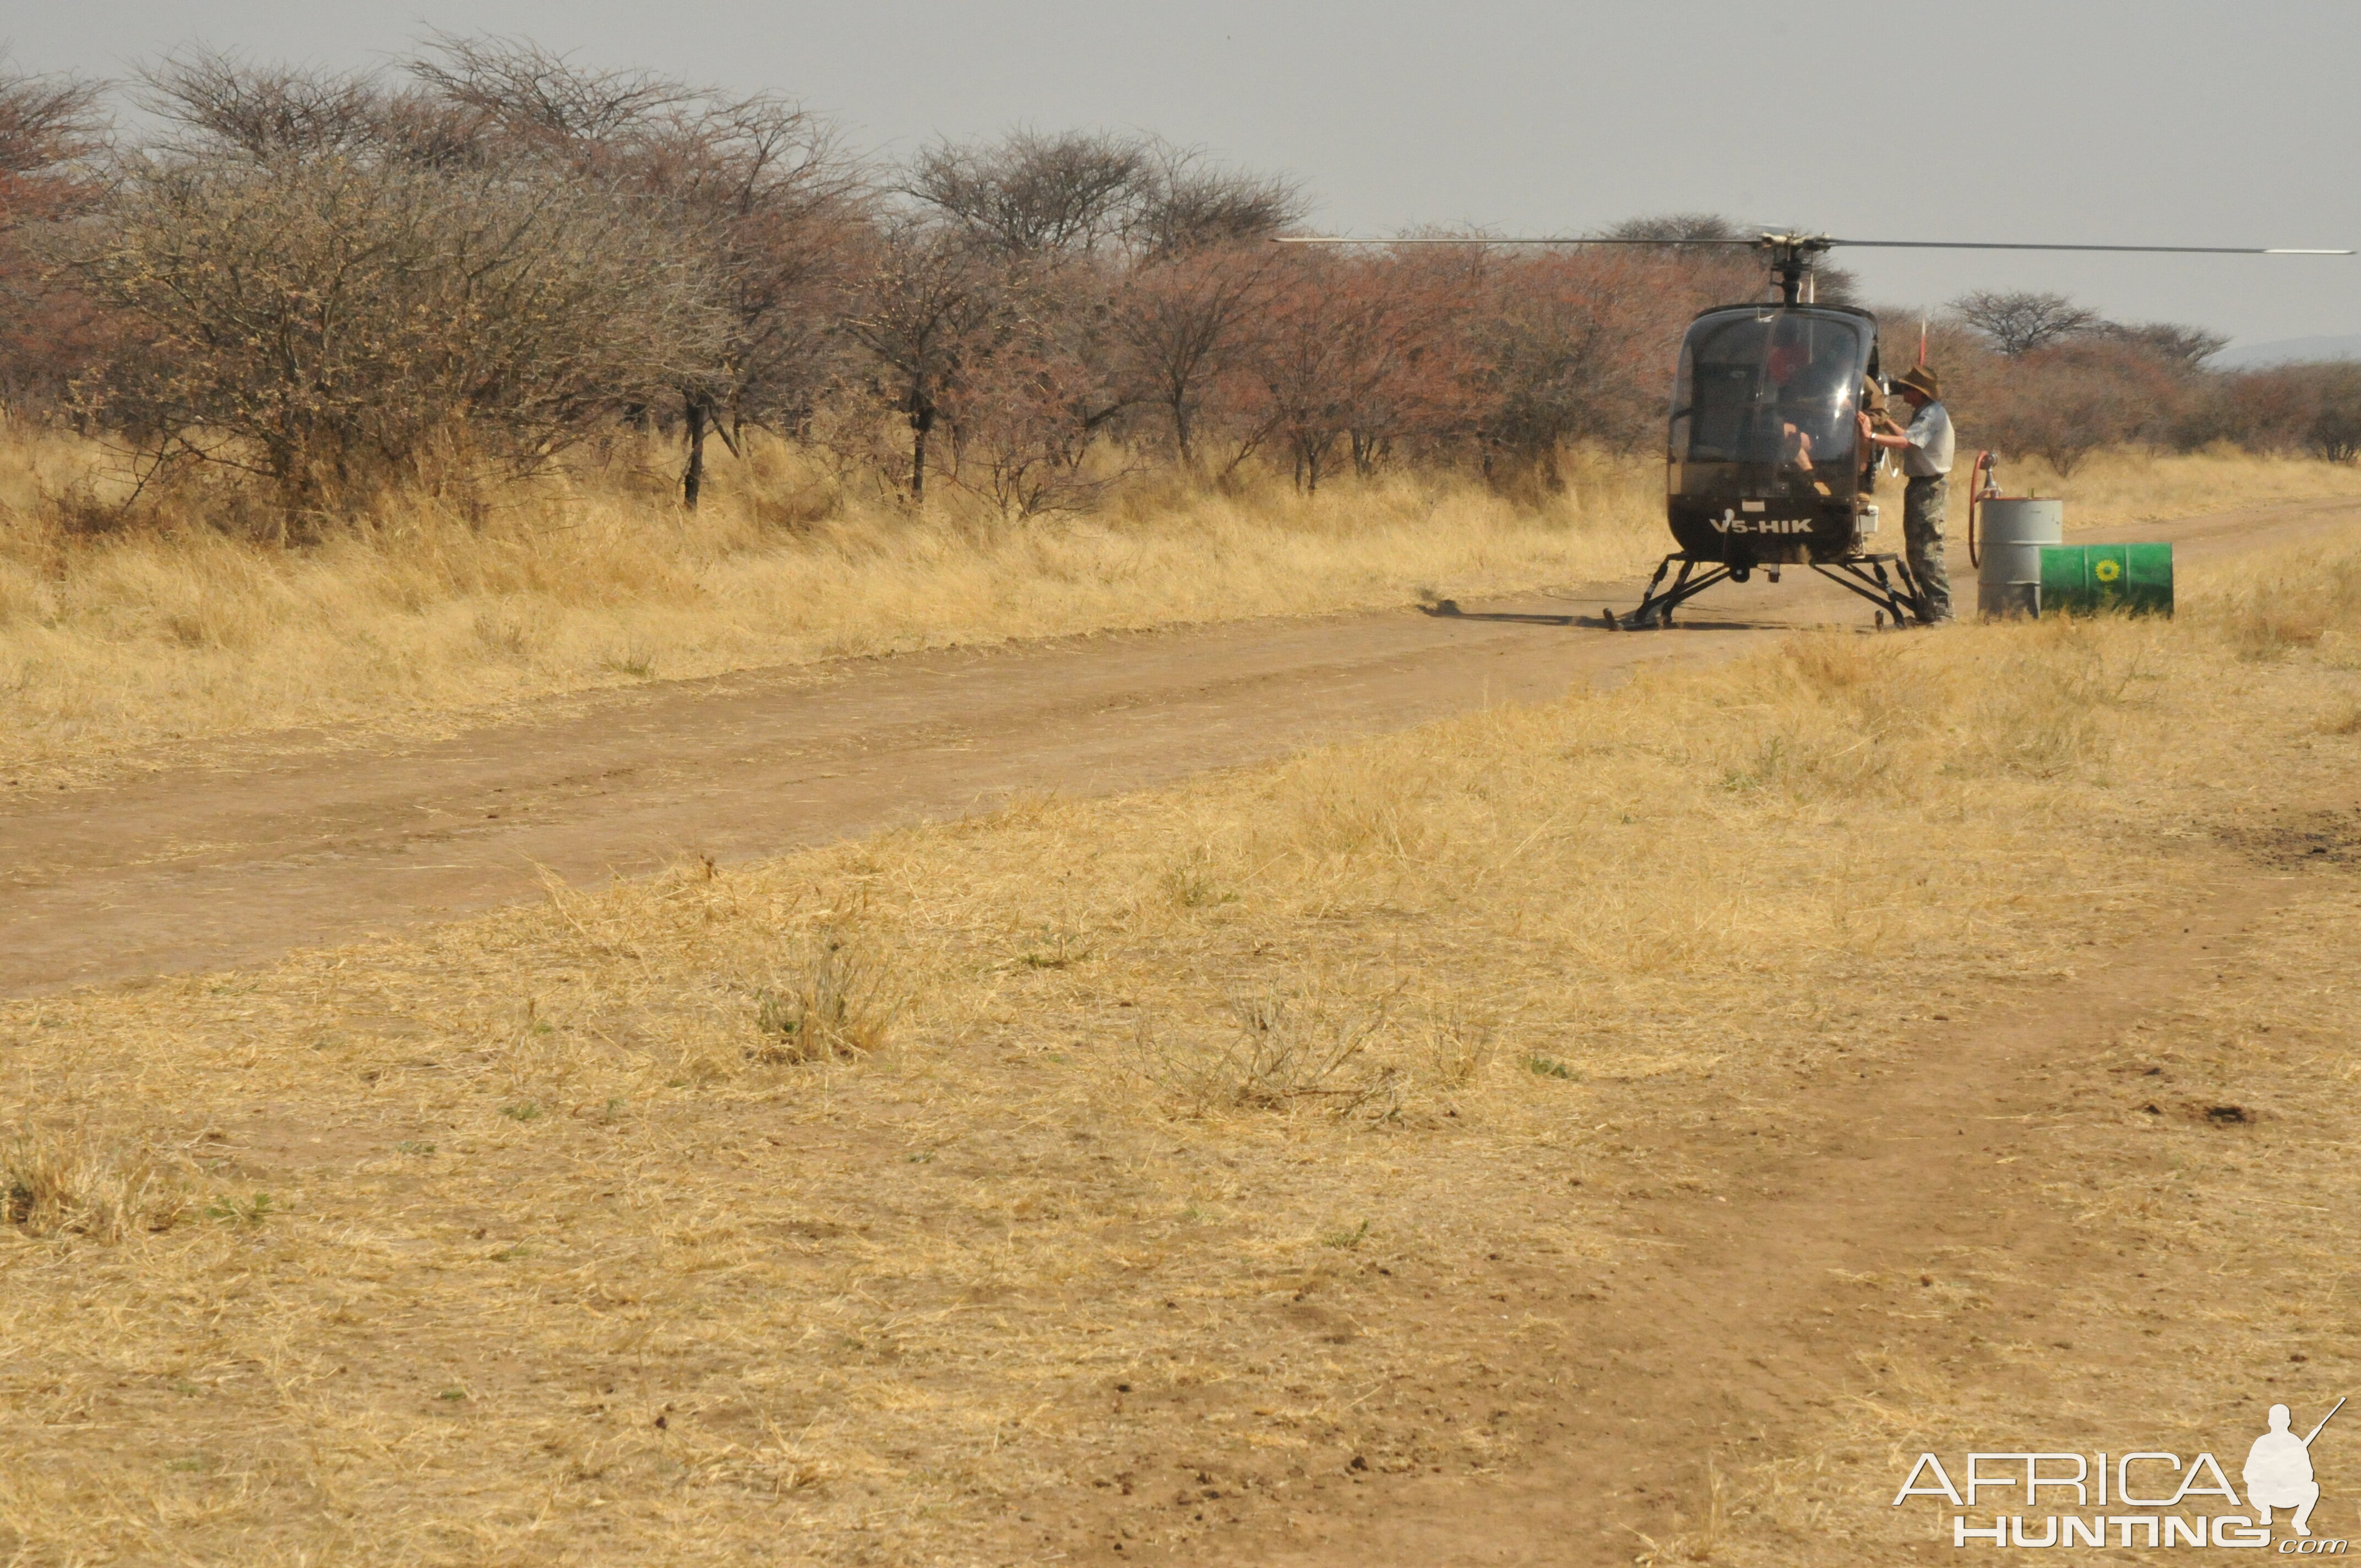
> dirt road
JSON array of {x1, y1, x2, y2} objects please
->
[{"x1": 0, "y1": 498, "x2": 2344, "y2": 998}]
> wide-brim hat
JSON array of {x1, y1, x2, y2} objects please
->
[{"x1": 1892, "y1": 365, "x2": 1941, "y2": 401}]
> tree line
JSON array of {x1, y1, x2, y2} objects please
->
[{"x1": 1, "y1": 41, "x2": 2355, "y2": 533}]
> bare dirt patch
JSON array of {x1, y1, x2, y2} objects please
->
[{"x1": 2219, "y1": 804, "x2": 2361, "y2": 867}]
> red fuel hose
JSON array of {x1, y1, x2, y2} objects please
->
[{"x1": 1965, "y1": 450, "x2": 1997, "y2": 569}]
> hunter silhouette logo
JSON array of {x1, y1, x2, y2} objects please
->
[
  {"x1": 1893, "y1": 1396, "x2": 2350, "y2": 1549},
  {"x1": 2249, "y1": 1398, "x2": 2343, "y2": 1538}
]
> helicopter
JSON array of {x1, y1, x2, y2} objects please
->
[{"x1": 1277, "y1": 231, "x2": 2352, "y2": 628}]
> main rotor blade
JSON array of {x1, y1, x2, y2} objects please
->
[
  {"x1": 1272, "y1": 236, "x2": 1762, "y2": 246},
  {"x1": 1274, "y1": 236, "x2": 2354, "y2": 254},
  {"x1": 1830, "y1": 239, "x2": 2353, "y2": 255}
]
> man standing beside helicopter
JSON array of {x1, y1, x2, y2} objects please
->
[{"x1": 1859, "y1": 365, "x2": 1955, "y2": 624}]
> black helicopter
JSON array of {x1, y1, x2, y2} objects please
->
[{"x1": 1278, "y1": 231, "x2": 2351, "y2": 628}]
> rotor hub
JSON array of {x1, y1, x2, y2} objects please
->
[{"x1": 1755, "y1": 234, "x2": 1835, "y2": 303}]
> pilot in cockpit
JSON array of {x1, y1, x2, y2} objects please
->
[{"x1": 1765, "y1": 341, "x2": 1826, "y2": 469}]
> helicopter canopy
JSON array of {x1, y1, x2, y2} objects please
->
[{"x1": 1670, "y1": 306, "x2": 1874, "y2": 499}]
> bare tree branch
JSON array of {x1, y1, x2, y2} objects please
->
[
  {"x1": 1951, "y1": 288, "x2": 2104, "y2": 357},
  {"x1": 904, "y1": 128, "x2": 1147, "y2": 256}
]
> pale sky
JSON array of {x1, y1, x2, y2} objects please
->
[{"x1": 12, "y1": 0, "x2": 2358, "y2": 347}]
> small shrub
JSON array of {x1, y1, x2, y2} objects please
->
[
  {"x1": 1321, "y1": 1219, "x2": 1372, "y2": 1250},
  {"x1": 1161, "y1": 845, "x2": 1231, "y2": 908},
  {"x1": 3, "y1": 1130, "x2": 187, "y2": 1242},
  {"x1": 1138, "y1": 983, "x2": 1403, "y2": 1118},
  {"x1": 1423, "y1": 1009, "x2": 1498, "y2": 1088},
  {"x1": 1011, "y1": 924, "x2": 1091, "y2": 970},
  {"x1": 204, "y1": 1192, "x2": 273, "y2": 1226},
  {"x1": 751, "y1": 927, "x2": 902, "y2": 1064}
]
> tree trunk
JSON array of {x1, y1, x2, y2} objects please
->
[
  {"x1": 682, "y1": 396, "x2": 707, "y2": 510},
  {"x1": 910, "y1": 398, "x2": 935, "y2": 503}
]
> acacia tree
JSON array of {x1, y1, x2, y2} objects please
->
[
  {"x1": 2200, "y1": 363, "x2": 2361, "y2": 461},
  {"x1": 138, "y1": 53, "x2": 427, "y2": 158},
  {"x1": 904, "y1": 128, "x2": 1304, "y2": 477},
  {"x1": 68, "y1": 136, "x2": 721, "y2": 523},
  {"x1": 1114, "y1": 243, "x2": 1279, "y2": 469},
  {"x1": 905, "y1": 128, "x2": 1144, "y2": 257},
  {"x1": 1951, "y1": 288, "x2": 2104, "y2": 357},
  {"x1": 843, "y1": 220, "x2": 1019, "y2": 503},
  {"x1": 1125, "y1": 145, "x2": 1302, "y2": 259},
  {"x1": 621, "y1": 99, "x2": 868, "y2": 507},
  {"x1": 1965, "y1": 338, "x2": 2191, "y2": 475},
  {"x1": 1336, "y1": 250, "x2": 1480, "y2": 475},
  {"x1": 0, "y1": 57, "x2": 109, "y2": 418},
  {"x1": 2305, "y1": 366, "x2": 2361, "y2": 462},
  {"x1": 1466, "y1": 245, "x2": 1755, "y2": 483},
  {"x1": 2100, "y1": 319, "x2": 2229, "y2": 370},
  {"x1": 937, "y1": 328, "x2": 1125, "y2": 516},
  {"x1": 1244, "y1": 252, "x2": 1354, "y2": 490},
  {"x1": 1601, "y1": 212, "x2": 1857, "y2": 301},
  {"x1": 404, "y1": 37, "x2": 871, "y2": 507},
  {"x1": 1245, "y1": 250, "x2": 1467, "y2": 492},
  {"x1": 906, "y1": 128, "x2": 1301, "y2": 262}
]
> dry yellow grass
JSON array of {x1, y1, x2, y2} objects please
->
[
  {"x1": 0, "y1": 431, "x2": 1663, "y2": 776},
  {"x1": 6, "y1": 518, "x2": 2360, "y2": 1564},
  {"x1": 7, "y1": 425, "x2": 2361, "y2": 780},
  {"x1": 1984, "y1": 444, "x2": 2361, "y2": 527},
  {"x1": 1662, "y1": 877, "x2": 2361, "y2": 1564}
]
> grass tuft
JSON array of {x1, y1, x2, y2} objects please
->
[
  {"x1": 1130, "y1": 982, "x2": 1404, "y2": 1119},
  {"x1": 750, "y1": 928, "x2": 902, "y2": 1064},
  {"x1": 2, "y1": 1130, "x2": 187, "y2": 1242}
]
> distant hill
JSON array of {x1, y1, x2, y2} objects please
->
[{"x1": 2214, "y1": 334, "x2": 2361, "y2": 369}]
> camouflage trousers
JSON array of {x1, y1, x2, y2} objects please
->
[{"x1": 1903, "y1": 476, "x2": 1955, "y2": 624}]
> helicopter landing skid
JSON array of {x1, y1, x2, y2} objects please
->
[
  {"x1": 1808, "y1": 553, "x2": 1928, "y2": 627},
  {"x1": 1610, "y1": 552, "x2": 1927, "y2": 629},
  {"x1": 1607, "y1": 554, "x2": 1730, "y2": 629}
]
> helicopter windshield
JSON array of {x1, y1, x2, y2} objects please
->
[{"x1": 1669, "y1": 308, "x2": 1869, "y2": 491}]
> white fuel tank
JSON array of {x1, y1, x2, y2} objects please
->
[{"x1": 1977, "y1": 499, "x2": 2064, "y2": 618}]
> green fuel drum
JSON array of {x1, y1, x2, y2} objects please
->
[{"x1": 2037, "y1": 544, "x2": 2174, "y2": 617}]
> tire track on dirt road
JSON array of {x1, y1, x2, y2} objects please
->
[{"x1": 1, "y1": 498, "x2": 2346, "y2": 998}]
